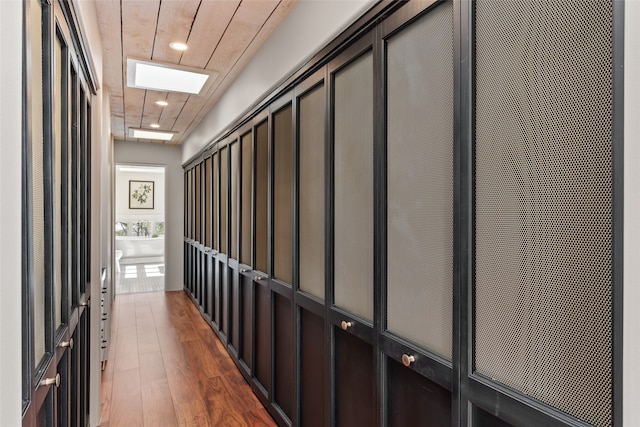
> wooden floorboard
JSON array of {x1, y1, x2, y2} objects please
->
[{"x1": 101, "y1": 290, "x2": 276, "y2": 427}]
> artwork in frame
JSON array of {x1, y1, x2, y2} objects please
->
[{"x1": 129, "y1": 180, "x2": 154, "y2": 209}]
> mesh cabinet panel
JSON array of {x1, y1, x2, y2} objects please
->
[
  {"x1": 273, "y1": 105, "x2": 293, "y2": 284},
  {"x1": 231, "y1": 142, "x2": 239, "y2": 259},
  {"x1": 31, "y1": 0, "x2": 46, "y2": 365},
  {"x1": 334, "y1": 51, "x2": 374, "y2": 321},
  {"x1": 255, "y1": 122, "x2": 269, "y2": 273},
  {"x1": 299, "y1": 85, "x2": 325, "y2": 299},
  {"x1": 474, "y1": 1, "x2": 614, "y2": 425},
  {"x1": 386, "y1": 2, "x2": 453, "y2": 358},
  {"x1": 220, "y1": 148, "x2": 228, "y2": 254}
]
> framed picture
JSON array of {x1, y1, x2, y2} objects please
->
[{"x1": 129, "y1": 180, "x2": 154, "y2": 209}]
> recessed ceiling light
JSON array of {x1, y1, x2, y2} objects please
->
[
  {"x1": 155, "y1": 100, "x2": 168, "y2": 107},
  {"x1": 129, "y1": 128, "x2": 174, "y2": 141},
  {"x1": 150, "y1": 124, "x2": 160, "y2": 128},
  {"x1": 169, "y1": 42, "x2": 188, "y2": 51},
  {"x1": 127, "y1": 58, "x2": 215, "y2": 95}
]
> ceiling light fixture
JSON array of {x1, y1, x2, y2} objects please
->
[
  {"x1": 169, "y1": 42, "x2": 188, "y2": 51},
  {"x1": 150, "y1": 124, "x2": 161, "y2": 128},
  {"x1": 155, "y1": 100, "x2": 168, "y2": 107},
  {"x1": 128, "y1": 128, "x2": 174, "y2": 141},
  {"x1": 118, "y1": 166, "x2": 164, "y2": 173},
  {"x1": 127, "y1": 58, "x2": 215, "y2": 95}
]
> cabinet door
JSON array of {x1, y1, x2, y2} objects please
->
[
  {"x1": 330, "y1": 37, "x2": 376, "y2": 426},
  {"x1": 382, "y1": 3, "x2": 455, "y2": 424},
  {"x1": 23, "y1": 2, "x2": 93, "y2": 424}
]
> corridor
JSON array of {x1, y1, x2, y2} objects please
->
[{"x1": 100, "y1": 291, "x2": 276, "y2": 426}]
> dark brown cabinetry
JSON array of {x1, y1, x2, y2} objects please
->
[{"x1": 183, "y1": 1, "x2": 621, "y2": 426}]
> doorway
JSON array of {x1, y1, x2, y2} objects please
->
[{"x1": 114, "y1": 164, "x2": 166, "y2": 294}]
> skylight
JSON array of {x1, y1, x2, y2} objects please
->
[
  {"x1": 129, "y1": 128, "x2": 174, "y2": 141},
  {"x1": 126, "y1": 58, "x2": 212, "y2": 94}
]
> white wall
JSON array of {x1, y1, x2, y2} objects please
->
[
  {"x1": 624, "y1": 1, "x2": 640, "y2": 424},
  {"x1": 0, "y1": 0, "x2": 23, "y2": 425},
  {"x1": 181, "y1": 0, "x2": 375, "y2": 163},
  {"x1": 115, "y1": 168, "x2": 165, "y2": 223},
  {"x1": 115, "y1": 141, "x2": 184, "y2": 291}
]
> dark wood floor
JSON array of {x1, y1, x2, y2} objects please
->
[{"x1": 100, "y1": 290, "x2": 276, "y2": 427}]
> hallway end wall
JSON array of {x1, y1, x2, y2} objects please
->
[{"x1": 114, "y1": 141, "x2": 184, "y2": 292}]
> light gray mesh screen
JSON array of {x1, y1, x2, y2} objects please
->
[
  {"x1": 474, "y1": 2, "x2": 613, "y2": 426},
  {"x1": 31, "y1": 0, "x2": 46, "y2": 365},
  {"x1": 386, "y1": 2, "x2": 453, "y2": 359},
  {"x1": 54, "y1": 34, "x2": 64, "y2": 330},
  {"x1": 205, "y1": 157, "x2": 212, "y2": 248},
  {"x1": 241, "y1": 132, "x2": 252, "y2": 265},
  {"x1": 220, "y1": 148, "x2": 228, "y2": 254},
  {"x1": 255, "y1": 122, "x2": 269, "y2": 273},
  {"x1": 334, "y1": 51, "x2": 374, "y2": 320},
  {"x1": 274, "y1": 105, "x2": 293, "y2": 284},
  {"x1": 187, "y1": 169, "x2": 192, "y2": 238},
  {"x1": 231, "y1": 142, "x2": 240, "y2": 259},
  {"x1": 195, "y1": 164, "x2": 201, "y2": 243},
  {"x1": 212, "y1": 154, "x2": 218, "y2": 250},
  {"x1": 299, "y1": 85, "x2": 325, "y2": 299}
]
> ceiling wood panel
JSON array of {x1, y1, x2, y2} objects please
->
[
  {"x1": 180, "y1": 0, "x2": 241, "y2": 69},
  {"x1": 96, "y1": 0, "x2": 125, "y2": 138},
  {"x1": 95, "y1": 0, "x2": 296, "y2": 145},
  {"x1": 121, "y1": 0, "x2": 160, "y2": 136},
  {"x1": 152, "y1": 0, "x2": 201, "y2": 64},
  {"x1": 172, "y1": 1, "x2": 286, "y2": 142},
  {"x1": 176, "y1": 0, "x2": 296, "y2": 143},
  {"x1": 140, "y1": 89, "x2": 165, "y2": 129}
]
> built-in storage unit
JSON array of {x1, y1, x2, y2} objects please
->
[
  {"x1": 184, "y1": 1, "x2": 622, "y2": 426},
  {"x1": 22, "y1": 0, "x2": 96, "y2": 424}
]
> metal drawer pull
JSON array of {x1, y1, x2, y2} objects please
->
[
  {"x1": 402, "y1": 354, "x2": 415, "y2": 367},
  {"x1": 41, "y1": 373, "x2": 60, "y2": 388},
  {"x1": 60, "y1": 338, "x2": 74, "y2": 350},
  {"x1": 341, "y1": 321, "x2": 352, "y2": 331}
]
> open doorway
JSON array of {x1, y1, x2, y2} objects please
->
[{"x1": 114, "y1": 164, "x2": 166, "y2": 294}]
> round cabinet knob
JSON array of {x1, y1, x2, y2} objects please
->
[
  {"x1": 41, "y1": 373, "x2": 61, "y2": 388},
  {"x1": 341, "y1": 321, "x2": 352, "y2": 331},
  {"x1": 240, "y1": 269, "x2": 248, "y2": 273},
  {"x1": 402, "y1": 354, "x2": 416, "y2": 367},
  {"x1": 60, "y1": 338, "x2": 74, "y2": 350},
  {"x1": 255, "y1": 276, "x2": 263, "y2": 282},
  {"x1": 80, "y1": 299, "x2": 91, "y2": 308}
]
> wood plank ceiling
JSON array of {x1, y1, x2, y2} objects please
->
[{"x1": 95, "y1": 0, "x2": 296, "y2": 145}]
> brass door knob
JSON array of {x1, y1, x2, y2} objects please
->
[
  {"x1": 341, "y1": 321, "x2": 352, "y2": 331},
  {"x1": 402, "y1": 354, "x2": 415, "y2": 367},
  {"x1": 60, "y1": 338, "x2": 74, "y2": 350},
  {"x1": 41, "y1": 373, "x2": 60, "y2": 388}
]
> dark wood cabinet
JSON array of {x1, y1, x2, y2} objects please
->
[{"x1": 182, "y1": 1, "x2": 621, "y2": 426}]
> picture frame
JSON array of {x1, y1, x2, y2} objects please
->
[{"x1": 129, "y1": 180, "x2": 154, "y2": 209}]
